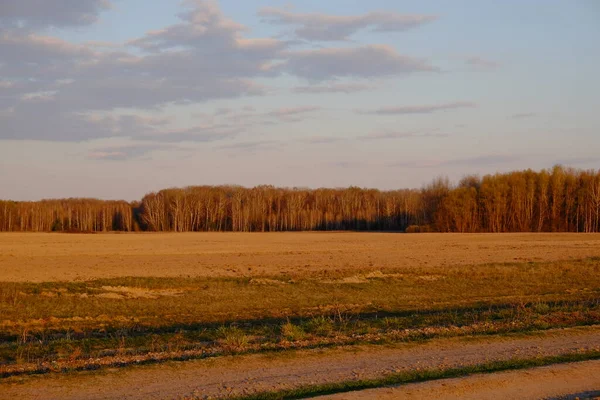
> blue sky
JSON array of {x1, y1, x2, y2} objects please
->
[{"x1": 0, "y1": 0, "x2": 598, "y2": 200}]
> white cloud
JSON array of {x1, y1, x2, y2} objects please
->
[
  {"x1": 259, "y1": 7, "x2": 436, "y2": 41},
  {"x1": 0, "y1": 0, "x2": 111, "y2": 29},
  {"x1": 293, "y1": 82, "x2": 375, "y2": 94},
  {"x1": 511, "y1": 112, "x2": 536, "y2": 119},
  {"x1": 88, "y1": 144, "x2": 172, "y2": 161},
  {"x1": 0, "y1": 1, "x2": 439, "y2": 144},
  {"x1": 137, "y1": 124, "x2": 239, "y2": 143},
  {"x1": 0, "y1": 1, "x2": 287, "y2": 141},
  {"x1": 304, "y1": 137, "x2": 346, "y2": 144},
  {"x1": 358, "y1": 132, "x2": 449, "y2": 140},
  {"x1": 388, "y1": 155, "x2": 521, "y2": 168},
  {"x1": 366, "y1": 102, "x2": 475, "y2": 115},
  {"x1": 217, "y1": 140, "x2": 282, "y2": 152},
  {"x1": 466, "y1": 56, "x2": 499, "y2": 70},
  {"x1": 282, "y1": 45, "x2": 437, "y2": 81},
  {"x1": 0, "y1": 31, "x2": 92, "y2": 79},
  {"x1": 20, "y1": 91, "x2": 57, "y2": 102},
  {"x1": 266, "y1": 106, "x2": 320, "y2": 118}
]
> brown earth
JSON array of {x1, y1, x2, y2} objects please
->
[
  {"x1": 1, "y1": 232, "x2": 600, "y2": 282},
  {"x1": 319, "y1": 360, "x2": 600, "y2": 400},
  {"x1": 1, "y1": 326, "x2": 599, "y2": 399}
]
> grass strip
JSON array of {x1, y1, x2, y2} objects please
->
[
  {"x1": 225, "y1": 351, "x2": 600, "y2": 400},
  {"x1": 2, "y1": 257, "x2": 599, "y2": 332},
  {"x1": 2, "y1": 319, "x2": 599, "y2": 379}
]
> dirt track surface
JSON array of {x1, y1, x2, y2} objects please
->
[
  {"x1": 1, "y1": 232, "x2": 600, "y2": 282},
  {"x1": 319, "y1": 360, "x2": 600, "y2": 400},
  {"x1": 2, "y1": 327, "x2": 599, "y2": 400}
]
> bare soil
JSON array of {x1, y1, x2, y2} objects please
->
[
  {"x1": 1, "y1": 232, "x2": 600, "y2": 282},
  {"x1": 2, "y1": 326, "x2": 599, "y2": 399}
]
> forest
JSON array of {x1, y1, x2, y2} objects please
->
[{"x1": 1, "y1": 166, "x2": 599, "y2": 233}]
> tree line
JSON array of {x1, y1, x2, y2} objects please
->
[{"x1": 1, "y1": 166, "x2": 599, "y2": 233}]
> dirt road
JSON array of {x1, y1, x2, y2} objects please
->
[
  {"x1": 1, "y1": 232, "x2": 600, "y2": 282},
  {"x1": 319, "y1": 360, "x2": 600, "y2": 400},
  {"x1": 2, "y1": 327, "x2": 599, "y2": 399}
]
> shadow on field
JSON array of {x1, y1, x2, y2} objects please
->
[
  {"x1": 1, "y1": 298, "x2": 598, "y2": 342},
  {"x1": 546, "y1": 390, "x2": 600, "y2": 400}
]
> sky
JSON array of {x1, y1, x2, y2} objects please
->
[{"x1": 0, "y1": 0, "x2": 599, "y2": 201}]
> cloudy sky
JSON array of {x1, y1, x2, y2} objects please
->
[{"x1": 1, "y1": 0, "x2": 598, "y2": 200}]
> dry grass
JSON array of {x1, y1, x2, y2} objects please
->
[
  {"x1": 0, "y1": 256, "x2": 599, "y2": 335},
  {"x1": 1, "y1": 232, "x2": 600, "y2": 282},
  {"x1": 0, "y1": 233, "x2": 599, "y2": 377},
  {"x1": 1, "y1": 258, "x2": 598, "y2": 333},
  {"x1": 2, "y1": 300, "x2": 599, "y2": 378},
  {"x1": 0, "y1": 258, "x2": 598, "y2": 375}
]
